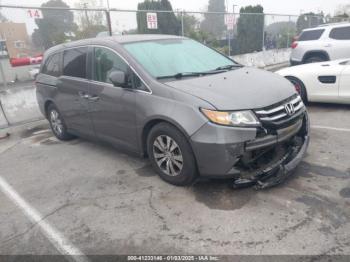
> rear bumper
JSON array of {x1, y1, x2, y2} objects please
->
[{"x1": 190, "y1": 112, "x2": 309, "y2": 188}]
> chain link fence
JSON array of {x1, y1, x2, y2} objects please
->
[{"x1": 0, "y1": 4, "x2": 349, "y2": 127}]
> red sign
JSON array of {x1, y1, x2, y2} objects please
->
[
  {"x1": 147, "y1": 13, "x2": 158, "y2": 29},
  {"x1": 225, "y1": 14, "x2": 235, "y2": 30}
]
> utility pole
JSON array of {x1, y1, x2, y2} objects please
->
[{"x1": 83, "y1": 2, "x2": 90, "y2": 27}]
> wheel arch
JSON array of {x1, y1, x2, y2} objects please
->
[
  {"x1": 302, "y1": 50, "x2": 330, "y2": 63},
  {"x1": 44, "y1": 99, "x2": 55, "y2": 119},
  {"x1": 140, "y1": 117, "x2": 192, "y2": 157},
  {"x1": 285, "y1": 75, "x2": 308, "y2": 102}
]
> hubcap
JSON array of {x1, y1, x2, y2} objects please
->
[
  {"x1": 50, "y1": 110, "x2": 63, "y2": 136},
  {"x1": 153, "y1": 135, "x2": 183, "y2": 176}
]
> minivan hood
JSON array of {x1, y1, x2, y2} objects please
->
[{"x1": 164, "y1": 67, "x2": 296, "y2": 110}]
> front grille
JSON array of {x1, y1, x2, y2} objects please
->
[{"x1": 255, "y1": 94, "x2": 305, "y2": 129}]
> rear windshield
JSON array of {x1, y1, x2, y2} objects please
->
[{"x1": 298, "y1": 29, "x2": 325, "y2": 41}]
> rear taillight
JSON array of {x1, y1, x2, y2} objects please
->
[{"x1": 291, "y1": 42, "x2": 298, "y2": 49}]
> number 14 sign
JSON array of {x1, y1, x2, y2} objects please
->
[{"x1": 27, "y1": 9, "x2": 43, "y2": 19}]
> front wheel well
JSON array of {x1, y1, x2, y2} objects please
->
[
  {"x1": 285, "y1": 76, "x2": 308, "y2": 103},
  {"x1": 141, "y1": 119, "x2": 189, "y2": 157}
]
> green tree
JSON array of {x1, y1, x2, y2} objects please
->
[
  {"x1": 74, "y1": 0, "x2": 108, "y2": 38},
  {"x1": 296, "y1": 12, "x2": 324, "y2": 34},
  {"x1": 200, "y1": 0, "x2": 226, "y2": 38},
  {"x1": 136, "y1": 0, "x2": 180, "y2": 35},
  {"x1": 178, "y1": 13, "x2": 199, "y2": 36},
  {"x1": 236, "y1": 5, "x2": 264, "y2": 54},
  {"x1": 32, "y1": 0, "x2": 77, "y2": 49},
  {"x1": 265, "y1": 21, "x2": 296, "y2": 48}
]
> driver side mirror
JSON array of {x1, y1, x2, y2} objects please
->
[{"x1": 108, "y1": 70, "x2": 128, "y2": 87}]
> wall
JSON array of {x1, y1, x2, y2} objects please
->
[
  {"x1": 232, "y1": 48, "x2": 291, "y2": 68},
  {"x1": 0, "y1": 58, "x2": 37, "y2": 84}
]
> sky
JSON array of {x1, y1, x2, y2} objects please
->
[
  {"x1": 1, "y1": 0, "x2": 348, "y2": 15},
  {"x1": 0, "y1": 0, "x2": 348, "y2": 34}
]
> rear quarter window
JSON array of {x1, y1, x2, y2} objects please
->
[
  {"x1": 298, "y1": 29, "x2": 325, "y2": 41},
  {"x1": 63, "y1": 47, "x2": 88, "y2": 78},
  {"x1": 41, "y1": 53, "x2": 61, "y2": 77},
  {"x1": 329, "y1": 26, "x2": 350, "y2": 40}
]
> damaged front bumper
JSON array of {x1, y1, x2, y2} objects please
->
[
  {"x1": 233, "y1": 133, "x2": 309, "y2": 189},
  {"x1": 190, "y1": 111, "x2": 309, "y2": 189}
]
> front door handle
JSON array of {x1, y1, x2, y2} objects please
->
[{"x1": 78, "y1": 91, "x2": 90, "y2": 99}]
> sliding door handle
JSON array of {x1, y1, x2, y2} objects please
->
[{"x1": 88, "y1": 95, "x2": 100, "y2": 102}]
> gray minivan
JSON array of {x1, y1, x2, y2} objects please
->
[{"x1": 36, "y1": 35, "x2": 309, "y2": 189}]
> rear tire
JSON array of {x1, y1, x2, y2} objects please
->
[
  {"x1": 147, "y1": 123, "x2": 197, "y2": 186},
  {"x1": 47, "y1": 104, "x2": 75, "y2": 141},
  {"x1": 286, "y1": 76, "x2": 308, "y2": 104}
]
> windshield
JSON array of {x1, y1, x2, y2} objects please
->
[{"x1": 123, "y1": 39, "x2": 237, "y2": 79}]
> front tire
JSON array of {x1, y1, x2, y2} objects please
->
[
  {"x1": 147, "y1": 123, "x2": 197, "y2": 186},
  {"x1": 47, "y1": 104, "x2": 75, "y2": 141}
]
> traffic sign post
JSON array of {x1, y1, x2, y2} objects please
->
[{"x1": 225, "y1": 14, "x2": 236, "y2": 56}]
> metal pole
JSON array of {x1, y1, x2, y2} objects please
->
[
  {"x1": 287, "y1": 15, "x2": 291, "y2": 48},
  {"x1": 181, "y1": 10, "x2": 184, "y2": 36},
  {"x1": 0, "y1": 59, "x2": 7, "y2": 90},
  {"x1": 226, "y1": 2, "x2": 230, "y2": 56},
  {"x1": 262, "y1": 14, "x2": 265, "y2": 51},
  {"x1": 0, "y1": 59, "x2": 10, "y2": 127},
  {"x1": 105, "y1": 10, "x2": 112, "y2": 36},
  {"x1": 83, "y1": 3, "x2": 90, "y2": 26}
]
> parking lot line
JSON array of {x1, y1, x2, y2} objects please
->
[
  {"x1": 0, "y1": 176, "x2": 88, "y2": 262},
  {"x1": 311, "y1": 125, "x2": 350, "y2": 133}
]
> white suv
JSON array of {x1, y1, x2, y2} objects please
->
[{"x1": 290, "y1": 22, "x2": 350, "y2": 65}]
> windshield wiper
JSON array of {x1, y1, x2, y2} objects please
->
[
  {"x1": 157, "y1": 72, "x2": 202, "y2": 80},
  {"x1": 214, "y1": 64, "x2": 243, "y2": 71},
  {"x1": 156, "y1": 64, "x2": 243, "y2": 80}
]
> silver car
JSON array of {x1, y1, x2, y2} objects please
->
[{"x1": 36, "y1": 35, "x2": 309, "y2": 189}]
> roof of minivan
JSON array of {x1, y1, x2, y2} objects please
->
[
  {"x1": 45, "y1": 34, "x2": 184, "y2": 55},
  {"x1": 302, "y1": 22, "x2": 350, "y2": 31}
]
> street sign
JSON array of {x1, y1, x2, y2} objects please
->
[
  {"x1": 225, "y1": 14, "x2": 235, "y2": 30},
  {"x1": 146, "y1": 13, "x2": 158, "y2": 29},
  {"x1": 27, "y1": 9, "x2": 43, "y2": 19}
]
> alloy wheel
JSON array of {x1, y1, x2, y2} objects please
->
[
  {"x1": 152, "y1": 135, "x2": 184, "y2": 176},
  {"x1": 50, "y1": 110, "x2": 63, "y2": 136}
]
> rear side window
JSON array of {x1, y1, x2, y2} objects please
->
[
  {"x1": 41, "y1": 53, "x2": 61, "y2": 77},
  {"x1": 298, "y1": 29, "x2": 325, "y2": 41},
  {"x1": 63, "y1": 47, "x2": 87, "y2": 78},
  {"x1": 329, "y1": 26, "x2": 350, "y2": 40}
]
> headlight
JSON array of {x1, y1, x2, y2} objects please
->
[{"x1": 201, "y1": 108, "x2": 260, "y2": 127}]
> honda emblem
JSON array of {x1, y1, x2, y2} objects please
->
[{"x1": 284, "y1": 103, "x2": 295, "y2": 116}]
